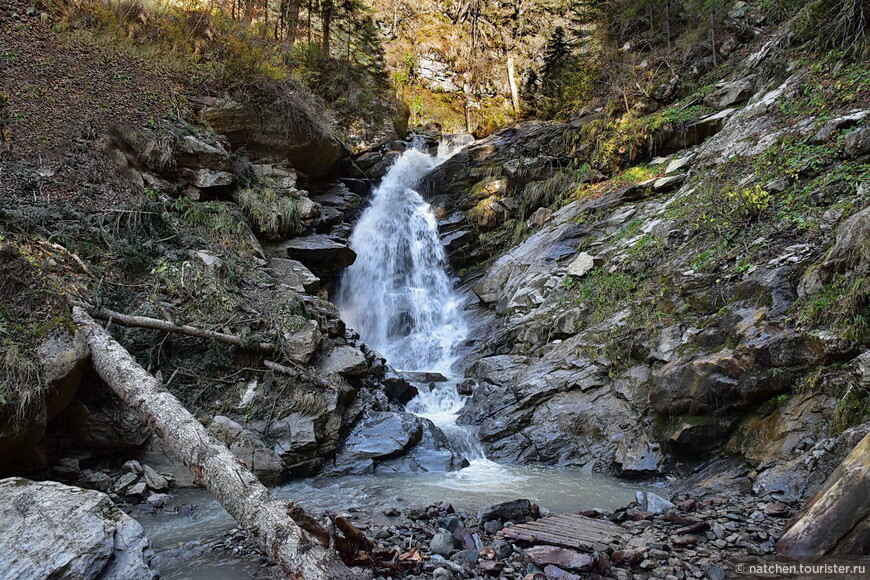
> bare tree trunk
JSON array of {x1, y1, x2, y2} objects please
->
[
  {"x1": 287, "y1": 0, "x2": 300, "y2": 43},
  {"x1": 72, "y1": 307, "x2": 351, "y2": 580},
  {"x1": 73, "y1": 302, "x2": 276, "y2": 353},
  {"x1": 321, "y1": 0, "x2": 333, "y2": 55},
  {"x1": 776, "y1": 431, "x2": 870, "y2": 557},
  {"x1": 307, "y1": 0, "x2": 312, "y2": 43},
  {"x1": 507, "y1": 54, "x2": 520, "y2": 115}
]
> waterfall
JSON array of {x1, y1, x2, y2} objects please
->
[
  {"x1": 338, "y1": 139, "x2": 490, "y2": 463},
  {"x1": 337, "y1": 143, "x2": 467, "y2": 375}
]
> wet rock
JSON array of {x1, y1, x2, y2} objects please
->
[
  {"x1": 430, "y1": 531, "x2": 458, "y2": 556},
  {"x1": 456, "y1": 379, "x2": 475, "y2": 396},
  {"x1": 0, "y1": 478, "x2": 155, "y2": 579},
  {"x1": 380, "y1": 369, "x2": 419, "y2": 404},
  {"x1": 207, "y1": 416, "x2": 285, "y2": 486},
  {"x1": 493, "y1": 539, "x2": 513, "y2": 559},
  {"x1": 378, "y1": 419, "x2": 470, "y2": 473},
  {"x1": 145, "y1": 493, "x2": 171, "y2": 508},
  {"x1": 451, "y1": 548, "x2": 479, "y2": 565},
  {"x1": 399, "y1": 371, "x2": 449, "y2": 383},
  {"x1": 318, "y1": 345, "x2": 368, "y2": 376},
  {"x1": 330, "y1": 412, "x2": 465, "y2": 475},
  {"x1": 525, "y1": 546, "x2": 594, "y2": 571},
  {"x1": 142, "y1": 465, "x2": 169, "y2": 492},
  {"x1": 467, "y1": 355, "x2": 530, "y2": 387},
  {"x1": 478, "y1": 499, "x2": 537, "y2": 524},
  {"x1": 636, "y1": 491, "x2": 675, "y2": 514}
]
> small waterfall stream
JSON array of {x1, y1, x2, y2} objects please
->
[
  {"x1": 337, "y1": 140, "x2": 487, "y2": 463},
  {"x1": 337, "y1": 144, "x2": 466, "y2": 375}
]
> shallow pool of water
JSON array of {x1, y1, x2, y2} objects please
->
[{"x1": 135, "y1": 462, "x2": 663, "y2": 579}]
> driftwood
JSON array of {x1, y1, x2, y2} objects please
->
[
  {"x1": 72, "y1": 301, "x2": 276, "y2": 353},
  {"x1": 72, "y1": 307, "x2": 350, "y2": 579},
  {"x1": 776, "y1": 430, "x2": 870, "y2": 557}
]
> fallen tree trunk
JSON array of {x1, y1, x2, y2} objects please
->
[
  {"x1": 776, "y1": 430, "x2": 870, "y2": 557},
  {"x1": 72, "y1": 307, "x2": 351, "y2": 579},
  {"x1": 72, "y1": 301, "x2": 276, "y2": 353}
]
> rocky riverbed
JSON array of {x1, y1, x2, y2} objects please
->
[{"x1": 132, "y1": 482, "x2": 794, "y2": 580}]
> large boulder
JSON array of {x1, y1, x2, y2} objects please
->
[
  {"x1": 279, "y1": 235, "x2": 357, "y2": 277},
  {"x1": 328, "y1": 412, "x2": 468, "y2": 475},
  {"x1": 0, "y1": 478, "x2": 155, "y2": 579},
  {"x1": 269, "y1": 258, "x2": 321, "y2": 294},
  {"x1": 317, "y1": 345, "x2": 368, "y2": 377},
  {"x1": 207, "y1": 416, "x2": 285, "y2": 486},
  {"x1": 267, "y1": 405, "x2": 343, "y2": 476},
  {"x1": 194, "y1": 96, "x2": 345, "y2": 177}
]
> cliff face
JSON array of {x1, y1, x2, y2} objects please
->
[{"x1": 424, "y1": 38, "x2": 869, "y2": 495}]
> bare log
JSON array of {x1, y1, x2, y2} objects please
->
[
  {"x1": 73, "y1": 301, "x2": 275, "y2": 353},
  {"x1": 776, "y1": 430, "x2": 870, "y2": 557},
  {"x1": 72, "y1": 307, "x2": 350, "y2": 579}
]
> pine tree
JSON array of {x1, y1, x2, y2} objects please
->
[{"x1": 543, "y1": 26, "x2": 570, "y2": 81}]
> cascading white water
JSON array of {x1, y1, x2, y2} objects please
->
[
  {"x1": 337, "y1": 145, "x2": 466, "y2": 376},
  {"x1": 338, "y1": 139, "x2": 493, "y2": 463}
]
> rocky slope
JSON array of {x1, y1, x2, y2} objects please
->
[
  {"x1": 0, "y1": 0, "x2": 468, "y2": 488},
  {"x1": 418, "y1": 39, "x2": 870, "y2": 500}
]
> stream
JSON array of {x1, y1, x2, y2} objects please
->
[{"x1": 136, "y1": 139, "x2": 662, "y2": 579}]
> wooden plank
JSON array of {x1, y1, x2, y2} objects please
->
[
  {"x1": 509, "y1": 522, "x2": 603, "y2": 541},
  {"x1": 499, "y1": 513, "x2": 629, "y2": 550},
  {"x1": 512, "y1": 521, "x2": 617, "y2": 542},
  {"x1": 551, "y1": 513, "x2": 625, "y2": 531},
  {"x1": 500, "y1": 529, "x2": 593, "y2": 550}
]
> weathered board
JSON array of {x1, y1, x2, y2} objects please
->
[{"x1": 499, "y1": 513, "x2": 629, "y2": 551}]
